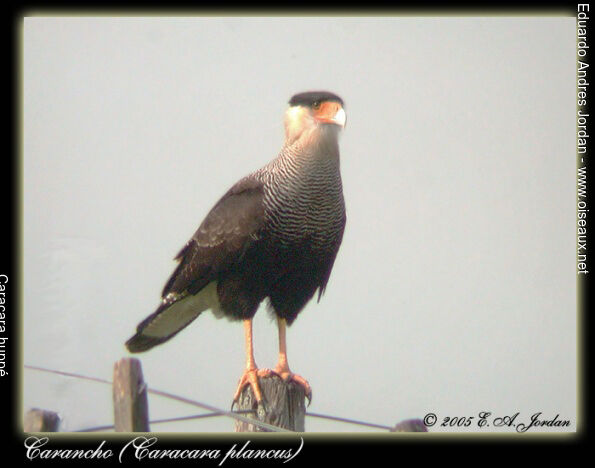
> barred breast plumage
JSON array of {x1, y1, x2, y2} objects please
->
[{"x1": 256, "y1": 137, "x2": 345, "y2": 252}]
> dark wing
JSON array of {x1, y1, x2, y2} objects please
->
[
  {"x1": 162, "y1": 176, "x2": 265, "y2": 298},
  {"x1": 125, "y1": 176, "x2": 265, "y2": 352},
  {"x1": 316, "y1": 210, "x2": 347, "y2": 301}
]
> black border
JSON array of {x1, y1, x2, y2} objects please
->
[{"x1": 6, "y1": 2, "x2": 589, "y2": 462}]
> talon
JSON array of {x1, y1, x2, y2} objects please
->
[
  {"x1": 233, "y1": 367, "x2": 274, "y2": 404},
  {"x1": 272, "y1": 366, "x2": 312, "y2": 404}
]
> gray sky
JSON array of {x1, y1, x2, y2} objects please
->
[{"x1": 23, "y1": 16, "x2": 576, "y2": 433}]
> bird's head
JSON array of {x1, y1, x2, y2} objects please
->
[{"x1": 284, "y1": 91, "x2": 345, "y2": 145}]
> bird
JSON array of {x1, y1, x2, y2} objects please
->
[{"x1": 126, "y1": 91, "x2": 347, "y2": 405}]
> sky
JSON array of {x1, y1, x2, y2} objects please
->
[{"x1": 22, "y1": 16, "x2": 577, "y2": 433}]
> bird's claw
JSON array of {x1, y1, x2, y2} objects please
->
[
  {"x1": 232, "y1": 367, "x2": 274, "y2": 407},
  {"x1": 232, "y1": 367, "x2": 312, "y2": 408},
  {"x1": 270, "y1": 368, "x2": 312, "y2": 406}
]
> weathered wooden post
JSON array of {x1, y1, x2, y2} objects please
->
[
  {"x1": 234, "y1": 374, "x2": 306, "y2": 432},
  {"x1": 391, "y1": 419, "x2": 428, "y2": 432},
  {"x1": 24, "y1": 408, "x2": 61, "y2": 432},
  {"x1": 113, "y1": 357, "x2": 150, "y2": 432}
]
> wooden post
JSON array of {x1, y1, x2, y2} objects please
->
[
  {"x1": 24, "y1": 408, "x2": 61, "y2": 432},
  {"x1": 113, "y1": 357, "x2": 150, "y2": 432},
  {"x1": 234, "y1": 374, "x2": 306, "y2": 432},
  {"x1": 391, "y1": 418, "x2": 428, "y2": 432}
]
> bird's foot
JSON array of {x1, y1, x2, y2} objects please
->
[
  {"x1": 271, "y1": 365, "x2": 312, "y2": 405},
  {"x1": 232, "y1": 367, "x2": 274, "y2": 408}
]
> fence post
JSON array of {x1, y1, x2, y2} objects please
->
[
  {"x1": 234, "y1": 374, "x2": 305, "y2": 432},
  {"x1": 113, "y1": 357, "x2": 150, "y2": 432},
  {"x1": 391, "y1": 418, "x2": 428, "y2": 432},
  {"x1": 24, "y1": 408, "x2": 61, "y2": 432}
]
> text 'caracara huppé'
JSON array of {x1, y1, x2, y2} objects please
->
[{"x1": 126, "y1": 91, "x2": 347, "y2": 404}]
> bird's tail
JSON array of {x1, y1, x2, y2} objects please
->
[{"x1": 125, "y1": 282, "x2": 219, "y2": 353}]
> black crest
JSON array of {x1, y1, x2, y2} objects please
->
[{"x1": 289, "y1": 91, "x2": 344, "y2": 108}]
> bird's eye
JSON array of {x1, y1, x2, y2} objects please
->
[{"x1": 312, "y1": 101, "x2": 321, "y2": 109}]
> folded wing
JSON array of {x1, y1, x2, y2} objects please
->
[{"x1": 126, "y1": 177, "x2": 265, "y2": 352}]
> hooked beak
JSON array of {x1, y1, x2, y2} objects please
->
[{"x1": 314, "y1": 102, "x2": 346, "y2": 128}]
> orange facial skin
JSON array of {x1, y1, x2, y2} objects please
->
[{"x1": 313, "y1": 101, "x2": 344, "y2": 125}]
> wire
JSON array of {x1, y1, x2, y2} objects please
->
[
  {"x1": 305, "y1": 412, "x2": 393, "y2": 431},
  {"x1": 25, "y1": 364, "x2": 112, "y2": 385},
  {"x1": 25, "y1": 364, "x2": 397, "y2": 432},
  {"x1": 24, "y1": 364, "x2": 288, "y2": 433},
  {"x1": 76, "y1": 411, "x2": 255, "y2": 432}
]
